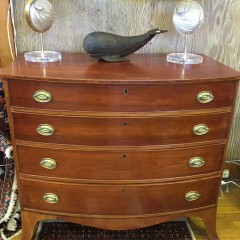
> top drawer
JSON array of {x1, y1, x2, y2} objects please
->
[{"x1": 6, "y1": 80, "x2": 235, "y2": 112}]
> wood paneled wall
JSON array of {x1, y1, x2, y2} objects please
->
[
  {"x1": 0, "y1": 0, "x2": 15, "y2": 67},
  {"x1": 12, "y1": 0, "x2": 240, "y2": 161}
]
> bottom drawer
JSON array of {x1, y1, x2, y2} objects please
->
[{"x1": 21, "y1": 176, "x2": 220, "y2": 216}]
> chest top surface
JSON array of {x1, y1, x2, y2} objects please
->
[{"x1": 0, "y1": 53, "x2": 239, "y2": 84}]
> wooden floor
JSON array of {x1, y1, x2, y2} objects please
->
[
  {"x1": 13, "y1": 184, "x2": 240, "y2": 240},
  {"x1": 189, "y1": 183, "x2": 240, "y2": 240}
]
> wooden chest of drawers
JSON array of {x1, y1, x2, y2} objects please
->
[{"x1": 1, "y1": 53, "x2": 239, "y2": 240}]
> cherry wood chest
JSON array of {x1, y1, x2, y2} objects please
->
[{"x1": 1, "y1": 53, "x2": 239, "y2": 240}]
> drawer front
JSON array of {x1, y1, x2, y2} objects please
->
[
  {"x1": 21, "y1": 176, "x2": 219, "y2": 215},
  {"x1": 13, "y1": 112, "x2": 230, "y2": 146},
  {"x1": 8, "y1": 80, "x2": 235, "y2": 112},
  {"x1": 17, "y1": 144, "x2": 225, "y2": 180}
]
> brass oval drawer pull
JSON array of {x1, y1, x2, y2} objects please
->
[
  {"x1": 185, "y1": 191, "x2": 200, "y2": 201},
  {"x1": 196, "y1": 91, "x2": 214, "y2": 103},
  {"x1": 43, "y1": 193, "x2": 59, "y2": 204},
  {"x1": 188, "y1": 157, "x2": 205, "y2": 168},
  {"x1": 40, "y1": 158, "x2": 57, "y2": 169},
  {"x1": 33, "y1": 90, "x2": 52, "y2": 103},
  {"x1": 37, "y1": 124, "x2": 55, "y2": 136},
  {"x1": 193, "y1": 124, "x2": 209, "y2": 136}
]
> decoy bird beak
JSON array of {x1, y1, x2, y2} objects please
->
[{"x1": 156, "y1": 30, "x2": 168, "y2": 33}]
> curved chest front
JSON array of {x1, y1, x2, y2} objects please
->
[{"x1": 1, "y1": 53, "x2": 239, "y2": 239}]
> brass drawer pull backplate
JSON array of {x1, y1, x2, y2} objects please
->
[
  {"x1": 193, "y1": 124, "x2": 209, "y2": 136},
  {"x1": 188, "y1": 157, "x2": 205, "y2": 168},
  {"x1": 43, "y1": 193, "x2": 59, "y2": 204},
  {"x1": 185, "y1": 191, "x2": 200, "y2": 201},
  {"x1": 33, "y1": 90, "x2": 52, "y2": 103},
  {"x1": 37, "y1": 124, "x2": 55, "y2": 136},
  {"x1": 196, "y1": 91, "x2": 214, "y2": 104},
  {"x1": 40, "y1": 158, "x2": 57, "y2": 169}
]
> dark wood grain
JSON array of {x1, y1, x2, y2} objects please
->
[{"x1": 21, "y1": 176, "x2": 219, "y2": 216}]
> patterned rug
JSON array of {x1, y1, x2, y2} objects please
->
[
  {"x1": 0, "y1": 201, "x2": 21, "y2": 240},
  {"x1": 0, "y1": 152, "x2": 15, "y2": 224},
  {"x1": 0, "y1": 80, "x2": 21, "y2": 240},
  {"x1": 35, "y1": 219, "x2": 196, "y2": 240}
]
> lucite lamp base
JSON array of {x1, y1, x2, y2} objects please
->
[
  {"x1": 24, "y1": 51, "x2": 62, "y2": 62},
  {"x1": 167, "y1": 53, "x2": 203, "y2": 64}
]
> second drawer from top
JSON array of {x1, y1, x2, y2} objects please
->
[{"x1": 13, "y1": 111, "x2": 230, "y2": 146}]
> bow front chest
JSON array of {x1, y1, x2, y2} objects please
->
[{"x1": 1, "y1": 53, "x2": 239, "y2": 240}]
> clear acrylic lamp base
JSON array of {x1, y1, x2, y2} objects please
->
[
  {"x1": 24, "y1": 51, "x2": 62, "y2": 62},
  {"x1": 167, "y1": 53, "x2": 203, "y2": 64}
]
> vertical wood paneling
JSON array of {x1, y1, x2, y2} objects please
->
[
  {"x1": 12, "y1": 0, "x2": 240, "y2": 160},
  {"x1": 0, "y1": 0, "x2": 15, "y2": 67},
  {"x1": 227, "y1": 86, "x2": 240, "y2": 161}
]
